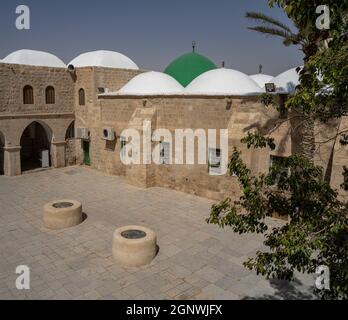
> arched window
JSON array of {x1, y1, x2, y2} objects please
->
[
  {"x1": 79, "y1": 88, "x2": 85, "y2": 106},
  {"x1": 23, "y1": 85, "x2": 34, "y2": 104},
  {"x1": 45, "y1": 86, "x2": 55, "y2": 104}
]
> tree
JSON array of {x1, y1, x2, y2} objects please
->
[
  {"x1": 246, "y1": 2, "x2": 348, "y2": 159},
  {"x1": 207, "y1": 1, "x2": 348, "y2": 299}
]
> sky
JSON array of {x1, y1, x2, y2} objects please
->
[{"x1": 0, "y1": 0, "x2": 304, "y2": 76}]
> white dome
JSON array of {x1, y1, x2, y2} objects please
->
[
  {"x1": 272, "y1": 67, "x2": 302, "y2": 93},
  {"x1": 2, "y1": 49, "x2": 66, "y2": 68},
  {"x1": 249, "y1": 74, "x2": 274, "y2": 87},
  {"x1": 185, "y1": 68, "x2": 262, "y2": 95},
  {"x1": 69, "y1": 50, "x2": 138, "y2": 69},
  {"x1": 118, "y1": 71, "x2": 184, "y2": 95}
]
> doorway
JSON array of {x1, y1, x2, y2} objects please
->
[
  {"x1": 82, "y1": 140, "x2": 90, "y2": 166},
  {"x1": 20, "y1": 122, "x2": 51, "y2": 172}
]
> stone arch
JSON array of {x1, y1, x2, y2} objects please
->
[
  {"x1": 65, "y1": 120, "x2": 76, "y2": 166},
  {"x1": 20, "y1": 121, "x2": 53, "y2": 172},
  {"x1": 65, "y1": 120, "x2": 75, "y2": 140},
  {"x1": 0, "y1": 131, "x2": 5, "y2": 175}
]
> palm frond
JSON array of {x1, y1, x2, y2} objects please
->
[
  {"x1": 246, "y1": 11, "x2": 293, "y2": 34},
  {"x1": 248, "y1": 26, "x2": 292, "y2": 40}
]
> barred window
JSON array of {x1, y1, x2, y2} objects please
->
[
  {"x1": 120, "y1": 136, "x2": 127, "y2": 160},
  {"x1": 23, "y1": 85, "x2": 34, "y2": 104},
  {"x1": 269, "y1": 155, "x2": 289, "y2": 183},
  {"x1": 79, "y1": 88, "x2": 85, "y2": 106},
  {"x1": 208, "y1": 148, "x2": 222, "y2": 175},
  {"x1": 159, "y1": 142, "x2": 171, "y2": 164},
  {"x1": 45, "y1": 86, "x2": 55, "y2": 104}
]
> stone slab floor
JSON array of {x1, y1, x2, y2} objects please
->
[{"x1": 0, "y1": 166, "x2": 318, "y2": 300}]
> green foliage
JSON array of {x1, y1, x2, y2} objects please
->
[
  {"x1": 207, "y1": 147, "x2": 348, "y2": 299},
  {"x1": 241, "y1": 132, "x2": 276, "y2": 150},
  {"x1": 340, "y1": 134, "x2": 348, "y2": 146},
  {"x1": 208, "y1": 1, "x2": 348, "y2": 299},
  {"x1": 259, "y1": 93, "x2": 276, "y2": 107}
]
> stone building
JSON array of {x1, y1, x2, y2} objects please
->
[{"x1": 0, "y1": 49, "x2": 346, "y2": 202}]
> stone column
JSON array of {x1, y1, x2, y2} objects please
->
[
  {"x1": 52, "y1": 141, "x2": 66, "y2": 168},
  {"x1": 4, "y1": 146, "x2": 21, "y2": 176}
]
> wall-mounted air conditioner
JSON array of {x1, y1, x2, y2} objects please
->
[
  {"x1": 75, "y1": 127, "x2": 90, "y2": 140},
  {"x1": 98, "y1": 87, "x2": 109, "y2": 94},
  {"x1": 265, "y1": 83, "x2": 276, "y2": 93},
  {"x1": 102, "y1": 127, "x2": 115, "y2": 141}
]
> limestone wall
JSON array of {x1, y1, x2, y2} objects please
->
[
  {"x1": 65, "y1": 138, "x2": 77, "y2": 166},
  {"x1": 73, "y1": 67, "x2": 144, "y2": 167},
  {"x1": 0, "y1": 63, "x2": 74, "y2": 115},
  {"x1": 94, "y1": 95, "x2": 292, "y2": 200}
]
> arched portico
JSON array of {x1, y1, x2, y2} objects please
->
[
  {"x1": 20, "y1": 121, "x2": 53, "y2": 172},
  {"x1": 2, "y1": 116, "x2": 75, "y2": 176}
]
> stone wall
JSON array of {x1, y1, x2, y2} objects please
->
[
  {"x1": 0, "y1": 63, "x2": 74, "y2": 115},
  {"x1": 0, "y1": 63, "x2": 75, "y2": 175},
  {"x1": 0, "y1": 63, "x2": 75, "y2": 146},
  {"x1": 65, "y1": 138, "x2": 77, "y2": 166},
  {"x1": 95, "y1": 95, "x2": 292, "y2": 200},
  {"x1": 73, "y1": 67, "x2": 144, "y2": 167}
]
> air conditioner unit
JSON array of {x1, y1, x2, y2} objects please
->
[
  {"x1": 102, "y1": 127, "x2": 115, "y2": 141},
  {"x1": 75, "y1": 127, "x2": 90, "y2": 140},
  {"x1": 97, "y1": 87, "x2": 109, "y2": 94},
  {"x1": 265, "y1": 83, "x2": 276, "y2": 93}
]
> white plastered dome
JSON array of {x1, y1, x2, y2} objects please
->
[
  {"x1": 118, "y1": 71, "x2": 184, "y2": 95},
  {"x1": 69, "y1": 50, "x2": 138, "y2": 69},
  {"x1": 185, "y1": 68, "x2": 262, "y2": 95},
  {"x1": 2, "y1": 49, "x2": 66, "y2": 68}
]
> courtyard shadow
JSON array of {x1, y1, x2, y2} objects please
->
[
  {"x1": 82, "y1": 212, "x2": 88, "y2": 222},
  {"x1": 242, "y1": 278, "x2": 319, "y2": 300}
]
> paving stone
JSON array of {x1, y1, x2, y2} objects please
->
[{"x1": 0, "y1": 167, "x2": 315, "y2": 300}]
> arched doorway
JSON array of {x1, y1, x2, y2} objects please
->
[
  {"x1": 65, "y1": 121, "x2": 76, "y2": 166},
  {"x1": 20, "y1": 122, "x2": 52, "y2": 172},
  {"x1": 0, "y1": 131, "x2": 4, "y2": 175}
]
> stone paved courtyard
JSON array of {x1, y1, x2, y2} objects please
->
[{"x1": 0, "y1": 166, "x2": 317, "y2": 300}]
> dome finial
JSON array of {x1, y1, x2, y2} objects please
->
[
  {"x1": 259, "y1": 64, "x2": 263, "y2": 74},
  {"x1": 192, "y1": 41, "x2": 196, "y2": 53}
]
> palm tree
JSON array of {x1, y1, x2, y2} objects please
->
[{"x1": 245, "y1": 11, "x2": 318, "y2": 160}]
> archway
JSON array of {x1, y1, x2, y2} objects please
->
[
  {"x1": 0, "y1": 131, "x2": 4, "y2": 175},
  {"x1": 65, "y1": 121, "x2": 76, "y2": 166},
  {"x1": 20, "y1": 121, "x2": 52, "y2": 172}
]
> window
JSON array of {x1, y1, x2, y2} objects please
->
[
  {"x1": 79, "y1": 88, "x2": 85, "y2": 106},
  {"x1": 120, "y1": 136, "x2": 127, "y2": 160},
  {"x1": 270, "y1": 155, "x2": 289, "y2": 183},
  {"x1": 23, "y1": 85, "x2": 34, "y2": 104},
  {"x1": 45, "y1": 86, "x2": 55, "y2": 104},
  {"x1": 279, "y1": 94, "x2": 288, "y2": 119},
  {"x1": 208, "y1": 148, "x2": 222, "y2": 175},
  {"x1": 159, "y1": 142, "x2": 171, "y2": 164}
]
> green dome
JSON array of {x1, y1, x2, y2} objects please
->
[{"x1": 164, "y1": 52, "x2": 217, "y2": 87}]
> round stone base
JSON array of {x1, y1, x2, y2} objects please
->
[
  {"x1": 112, "y1": 225, "x2": 157, "y2": 267},
  {"x1": 43, "y1": 200, "x2": 83, "y2": 230}
]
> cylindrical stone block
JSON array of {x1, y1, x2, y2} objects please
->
[
  {"x1": 43, "y1": 200, "x2": 83, "y2": 230},
  {"x1": 112, "y1": 225, "x2": 157, "y2": 267}
]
